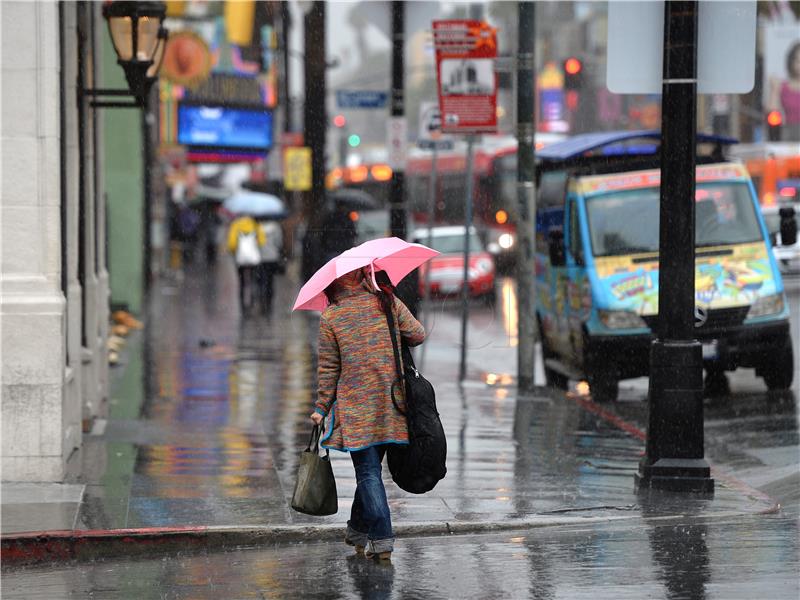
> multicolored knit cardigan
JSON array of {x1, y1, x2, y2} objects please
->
[{"x1": 314, "y1": 278, "x2": 425, "y2": 451}]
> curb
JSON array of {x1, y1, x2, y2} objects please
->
[
  {"x1": 0, "y1": 508, "x2": 767, "y2": 568},
  {"x1": 1, "y1": 516, "x2": 633, "y2": 567}
]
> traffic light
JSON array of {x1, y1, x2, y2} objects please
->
[
  {"x1": 347, "y1": 134, "x2": 361, "y2": 147},
  {"x1": 563, "y1": 57, "x2": 583, "y2": 90},
  {"x1": 333, "y1": 114, "x2": 346, "y2": 128},
  {"x1": 766, "y1": 110, "x2": 783, "y2": 141},
  {"x1": 563, "y1": 57, "x2": 584, "y2": 113}
]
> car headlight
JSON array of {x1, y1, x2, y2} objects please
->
[
  {"x1": 498, "y1": 233, "x2": 514, "y2": 249},
  {"x1": 747, "y1": 294, "x2": 784, "y2": 319},
  {"x1": 469, "y1": 258, "x2": 494, "y2": 279},
  {"x1": 598, "y1": 310, "x2": 647, "y2": 329},
  {"x1": 476, "y1": 258, "x2": 493, "y2": 273}
]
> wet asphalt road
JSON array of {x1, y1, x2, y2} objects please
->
[
  {"x1": 2, "y1": 269, "x2": 798, "y2": 598},
  {"x1": 3, "y1": 513, "x2": 797, "y2": 600}
]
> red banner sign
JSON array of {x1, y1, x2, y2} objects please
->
[{"x1": 433, "y1": 20, "x2": 498, "y2": 134}]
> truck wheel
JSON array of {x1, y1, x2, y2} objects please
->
[
  {"x1": 539, "y1": 318, "x2": 568, "y2": 390},
  {"x1": 587, "y1": 371, "x2": 619, "y2": 403},
  {"x1": 760, "y1": 340, "x2": 794, "y2": 391}
]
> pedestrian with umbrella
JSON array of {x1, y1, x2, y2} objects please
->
[
  {"x1": 227, "y1": 214, "x2": 264, "y2": 314},
  {"x1": 223, "y1": 192, "x2": 287, "y2": 315},
  {"x1": 293, "y1": 238, "x2": 438, "y2": 561}
]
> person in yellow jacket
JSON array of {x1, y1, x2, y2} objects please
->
[{"x1": 227, "y1": 215, "x2": 266, "y2": 314}]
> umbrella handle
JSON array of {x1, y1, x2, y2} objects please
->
[{"x1": 369, "y1": 260, "x2": 379, "y2": 290}]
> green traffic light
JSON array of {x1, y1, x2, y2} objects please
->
[{"x1": 348, "y1": 134, "x2": 361, "y2": 147}]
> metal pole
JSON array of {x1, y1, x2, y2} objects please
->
[
  {"x1": 389, "y1": 0, "x2": 405, "y2": 239},
  {"x1": 304, "y1": 1, "x2": 326, "y2": 209},
  {"x1": 516, "y1": 1, "x2": 537, "y2": 393},
  {"x1": 339, "y1": 126, "x2": 348, "y2": 168},
  {"x1": 421, "y1": 143, "x2": 438, "y2": 368},
  {"x1": 389, "y1": 0, "x2": 419, "y2": 316},
  {"x1": 281, "y1": 0, "x2": 292, "y2": 134},
  {"x1": 301, "y1": 1, "x2": 326, "y2": 281},
  {"x1": 459, "y1": 135, "x2": 476, "y2": 382},
  {"x1": 141, "y1": 99, "x2": 153, "y2": 294},
  {"x1": 636, "y1": 0, "x2": 713, "y2": 494}
]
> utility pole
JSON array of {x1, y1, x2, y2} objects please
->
[
  {"x1": 635, "y1": 1, "x2": 714, "y2": 494},
  {"x1": 516, "y1": 1, "x2": 537, "y2": 393},
  {"x1": 302, "y1": 1, "x2": 326, "y2": 281},
  {"x1": 389, "y1": 0, "x2": 419, "y2": 315},
  {"x1": 389, "y1": 0, "x2": 406, "y2": 240}
]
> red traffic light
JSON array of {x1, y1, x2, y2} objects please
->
[
  {"x1": 564, "y1": 57, "x2": 582, "y2": 75},
  {"x1": 333, "y1": 114, "x2": 346, "y2": 128},
  {"x1": 767, "y1": 110, "x2": 783, "y2": 127}
]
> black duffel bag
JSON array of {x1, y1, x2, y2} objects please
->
[{"x1": 384, "y1": 308, "x2": 447, "y2": 494}]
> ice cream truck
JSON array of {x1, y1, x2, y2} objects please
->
[{"x1": 535, "y1": 131, "x2": 795, "y2": 402}]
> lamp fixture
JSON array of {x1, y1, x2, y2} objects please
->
[
  {"x1": 83, "y1": 1, "x2": 167, "y2": 108},
  {"x1": 146, "y1": 27, "x2": 169, "y2": 81}
]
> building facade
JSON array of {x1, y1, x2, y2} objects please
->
[{"x1": 2, "y1": 1, "x2": 111, "y2": 482}]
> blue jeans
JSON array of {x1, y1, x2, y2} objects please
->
[{"x1": 347, "y1": 445, "x2": 394, "y2": 554}]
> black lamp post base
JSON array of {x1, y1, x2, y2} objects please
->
[{"x1": 636, "y1": 458, "x2": 714, "y2": 494}]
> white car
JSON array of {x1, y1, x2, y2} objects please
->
[{"x1": 761, "y1": 204, "x2": 800, "y2": 274}]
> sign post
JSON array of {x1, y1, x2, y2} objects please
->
[
  {"x1": 417, "y1": 101, "x2": 451, "y2": 369},
  {"x1": 433, "y1": 19, "x2": 497, "y2": 382}
]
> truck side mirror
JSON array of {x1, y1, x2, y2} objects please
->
[
  {"x1": 548, "y1": 229, "x2": 566, "y2": 267},
  {"x1": 779, "y1": 206, "x2": 797, "y2": 246}
]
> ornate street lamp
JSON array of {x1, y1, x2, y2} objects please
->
[
  {"x1": 84, "y1": 1, "x2": 167, "y2": 108},
  {"x1": 103, "y1": 1, "x2": 166, "y2": 100}
]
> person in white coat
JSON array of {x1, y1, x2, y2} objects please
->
[{"x1": 257, "y1": 219, "x2": 284, "y2": 314}]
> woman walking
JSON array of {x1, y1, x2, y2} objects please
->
[{"x1": 310, "y1": 268, "x2": 425, "y2": 561}]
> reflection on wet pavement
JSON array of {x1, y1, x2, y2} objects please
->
[
  {"x1": 67, "y1": 259, "x2": 796, "y2": 535},
  {"x1": 4, "y1": 514, "x2": 798, "y2": 599}
]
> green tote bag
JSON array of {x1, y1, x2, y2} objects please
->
[{"x1": 291, "y1": 424, "x2": 338, "y2": 516}]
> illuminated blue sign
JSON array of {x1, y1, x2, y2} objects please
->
[{"x1": 177, "y1": 104, "x2": 273, "y2": 151}]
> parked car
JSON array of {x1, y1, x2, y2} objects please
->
[
  {"x1": 412, "y1": 226, "x2": 496, "y2": 301},
  {"x1": 761, "y1": 203, "x2": 800, "y2": 274}
]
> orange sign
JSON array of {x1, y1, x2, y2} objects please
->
[{"x1": 161, "y1": 30, "x2": 213, "y2": 89}]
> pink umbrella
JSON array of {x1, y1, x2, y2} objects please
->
[{"x1": 292, "y1": 237, "x2": 439, "y2": 311}]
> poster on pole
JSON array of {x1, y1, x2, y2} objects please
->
[
  {"x1": 283, "y1": 146, "x2": 312, "y2": 191},
  {"x1": 432, "y1": 20, "x2": 498, "y2": 134}
]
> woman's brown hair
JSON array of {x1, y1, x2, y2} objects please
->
[{"x1": 374, "y1": 270, "x2": 395, "y2": 314}]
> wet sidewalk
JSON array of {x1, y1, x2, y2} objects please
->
[{"x1": 0, "y1": 257, "x2": 778, "y2": 563}]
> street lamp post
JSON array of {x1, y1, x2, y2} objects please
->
[
  {"x1": 635, "y1": 1, "x2": 714, "y2": 494},
  {"x1": 82, "y1": 1, "x2": 167, "y2": 109}
]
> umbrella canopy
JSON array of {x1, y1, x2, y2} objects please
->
[
  {"x1": 223, "y1": 191, "x2": 287, "y2": 218},
  {"x1": 292, "y1": 237, "x2": 439, "y2": 311},
  {"x1": 328, "y1": 188, "x2": 380, "y2": 211}
]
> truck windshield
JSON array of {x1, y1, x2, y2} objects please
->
[{"x1": 585, "y1": 182, "x2": 763, "y2": 257}]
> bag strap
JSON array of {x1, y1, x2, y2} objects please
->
[
  {"x1": 383, "y1": 303, "x2": 407, "y2": 416},
  {"x1": 306, "y1": 423, "x2": 330, "y2": 458}
]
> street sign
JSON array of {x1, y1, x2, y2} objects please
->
[
  {"x1": 607, "y1": 1, "x2": 756, "y2": 94},
  {"x1": 417, "y1": 101, "x2": 454, "y2": 150},
  {"x1": 335, "y1": 90, "x2": 388, "y2": 109},
  {"x1": 283, "y1": 146, "x2": 311, "y2": 191},
  {"x1": 417, "y1": 139, "x2": 454, "y2": 151},
  {"x1": 387, "y1": 117, "x2": 407, "y2": 169},
  {"x1": 432, "y1": 20, "x2": 498, "y2": 134}
]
